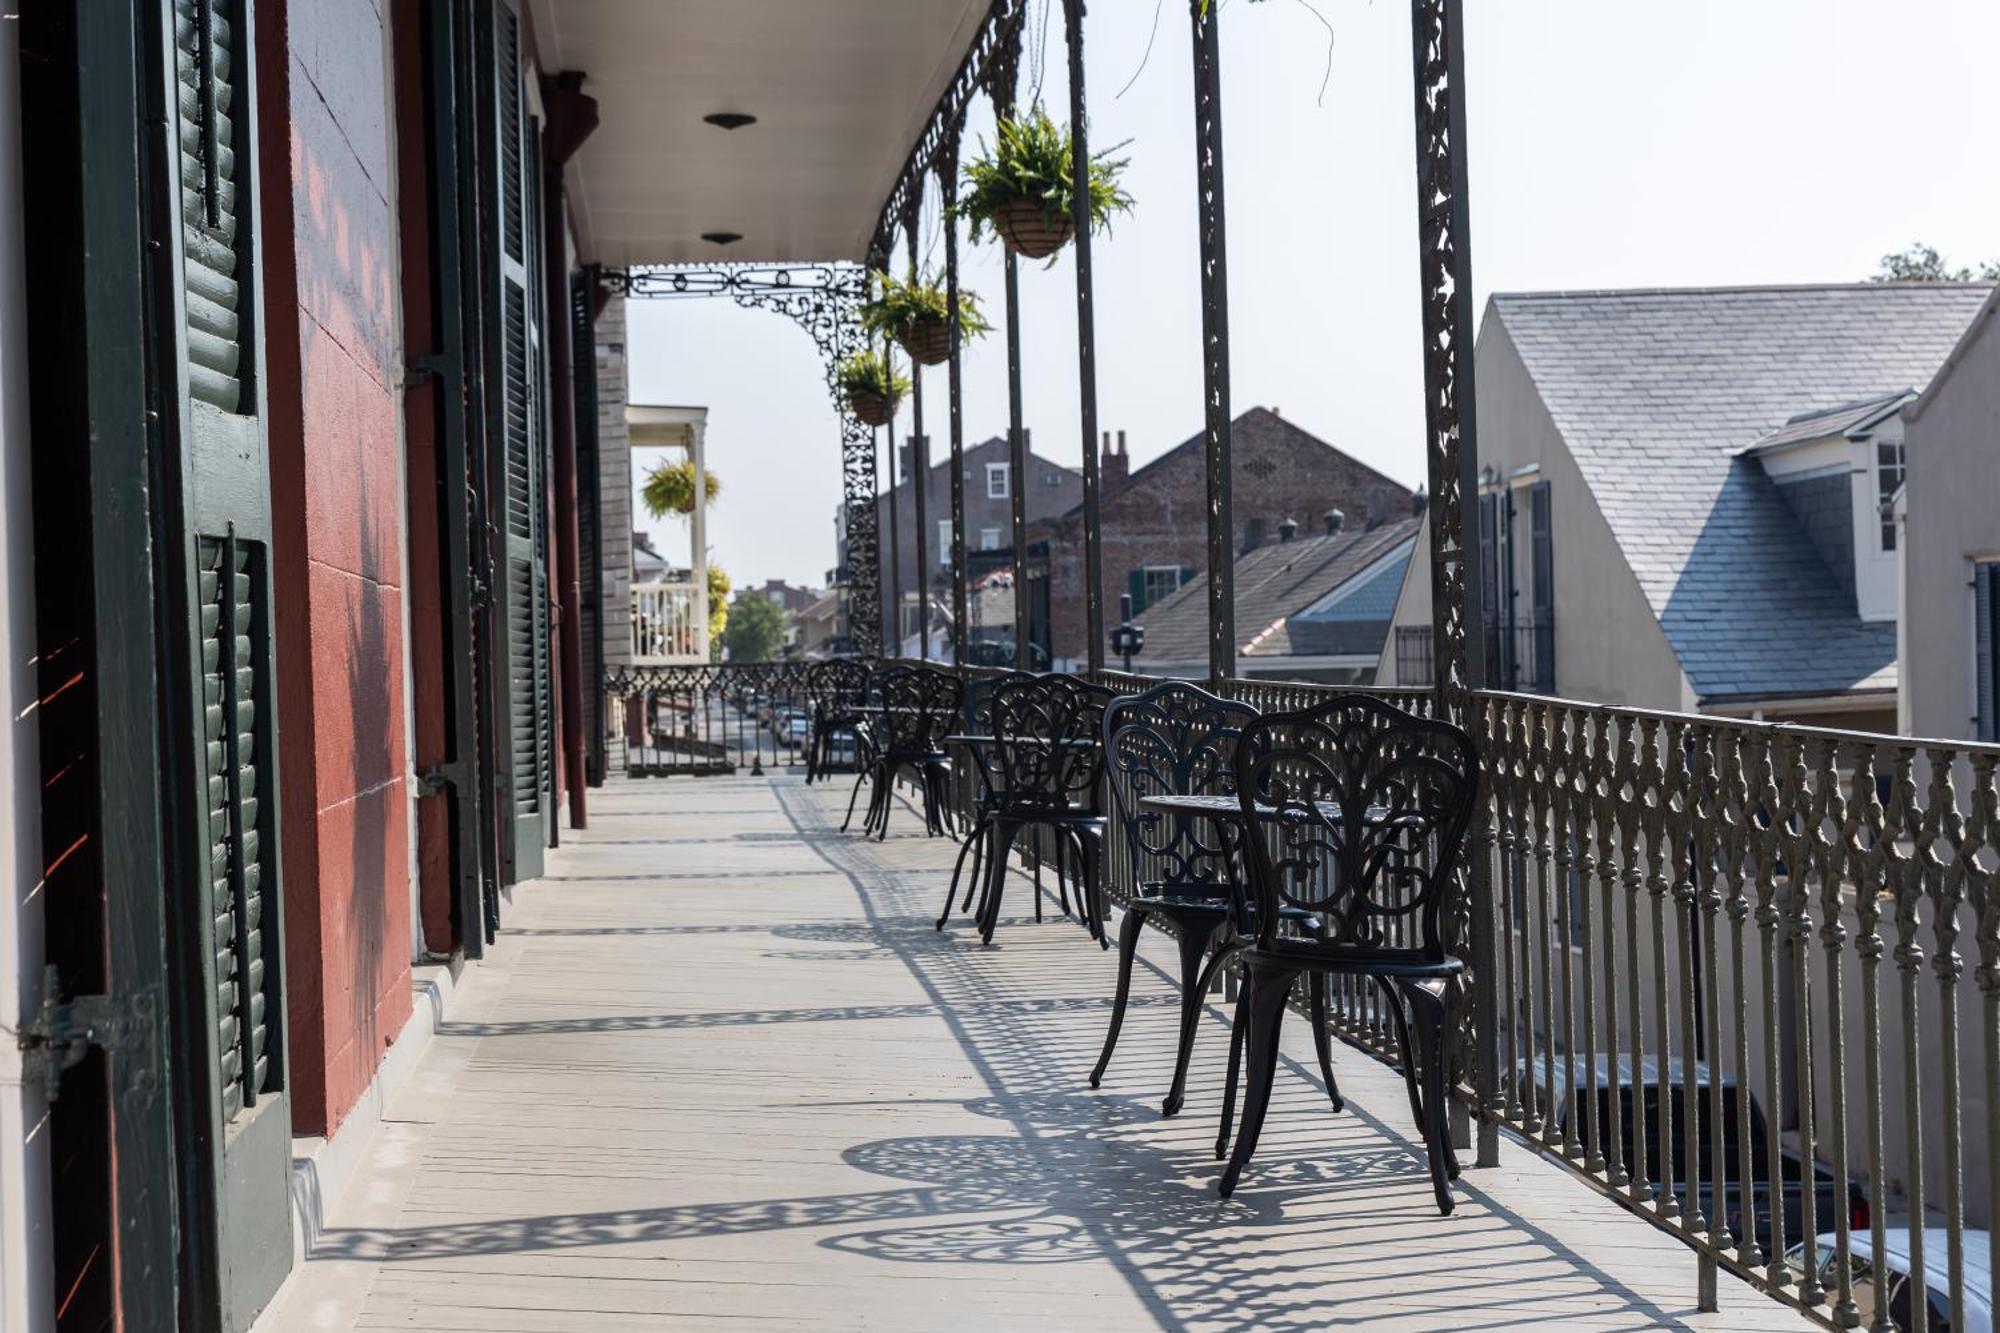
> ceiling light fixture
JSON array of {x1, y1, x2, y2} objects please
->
[
  {"x1": 701, "y1": 231, "x2": 744, "y2": 246},
  {"x1": 703, "y1": 112, "x2": 757, "y2": 130}
]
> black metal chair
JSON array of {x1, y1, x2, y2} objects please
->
[
  {"x1": 1217, "y1": 694, "x2": 1479, "y2": 1214},
  {"x1": 804, "y1": 658, "x2": 871, "y2": 784},
  {"x1": 1086, "y1": 681, "x2": 1341, "y2": 1121},
  {"x1": 844, "y1": 664, "x2": 961, "y2": 840},
  {"x1": 957, "y1": 674, "x2": 1114, "y2": 946}
]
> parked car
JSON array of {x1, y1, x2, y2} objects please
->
[
  {"x1": 782, "y1": 713, "x2": 811, "y2": 749},
  {"x1": 1525, "y1": 1054, "x2": 1869, "y2": 1265},
  {"x1": 1789, "y1": 1229, "x2": 1992, "y2": 1333}
]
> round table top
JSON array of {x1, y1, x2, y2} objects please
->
[
  {"x1": 943, "y1": 733, "x2": 1095, "y2": 750},
  {"x1": 1139, "y1": 792, "x2": 1387, "y2": 823}
]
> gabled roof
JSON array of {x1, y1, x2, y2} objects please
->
[
  {"x1": 1490, "y1": 283, "x2": 1992, "y2": 702},
  {"x1": 1135, "y1": 517, "x2": 1421, "y2": 667},
  {"x1": 1737, "y1": 389, "x2": 1914, "y2": 456},
  {"x1": 1051, "y1": 406, "x2": 1409, "y2": 522}
]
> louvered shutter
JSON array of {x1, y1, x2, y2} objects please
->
[
  {"x1": 1977, "y1": 563, "x2": 1997, "y2": 742},
  {"x1": 163, "y1": 0, "x2": 295, "y2": 1321},
  {"x1": 1529, "y1": 481, "x2": 1555, "y2": 694},
  {"x1": 484, "y1": 0, "x2": 548, "y2": 881},
  {"x1": 1478, "y1": 493, "x2": 1502, "y2": 683}
]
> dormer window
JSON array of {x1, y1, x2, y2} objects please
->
[{"x1": 1876, "y1": 439, "x2": 1905, "y2": 552}]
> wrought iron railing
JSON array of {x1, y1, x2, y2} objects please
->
[
  {"x1": 603, "y1": 661, "x2": 824, "y2": 776},
  {"x1": 610, "y1": 657, "x2": 2000, "y2": 1329}
]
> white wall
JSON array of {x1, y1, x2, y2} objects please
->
[
  {"x1": 0, "y1": 17, "x2": 51, "y2": 1330},
  {"x1": 1377, "y1": 315, "x2": 1695, "y2": 709},
  {"x1": 1903, "y1": 296, "x2": 2000, "y2": 742}
]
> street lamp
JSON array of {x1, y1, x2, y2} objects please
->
[{"x1": 1109, "y1": 593, "x2": 1145, "y2": 673}]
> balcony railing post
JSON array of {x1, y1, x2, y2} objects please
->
[
  {"x1": 1064, "y1": 0, "x2": 1106, "y2": 673},
  {"x1": 1188, "y1": 0, "x2": 1235, "y2": 684},
  {"x1": 941, "y1": 129, "x2": 971, "y2": 668},
  {"x1": 1409, "y1": 0, "x2": 1494, "y2": 1168},
  {"x1": 989, "y1": 25, "x2": 1031, "y2": 669},
  {"x1": 905, "y1": 224, "x2": 931, "y2": 661}
]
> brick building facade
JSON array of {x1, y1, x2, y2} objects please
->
[{"x1": 1029, "y1": 407, "x2": 1414, "y2": 666}]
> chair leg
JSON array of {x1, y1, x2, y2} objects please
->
[
  {"x1": 873, "y1": 763, "x2": 896, "y2": 840},
  {"x1": 840, "y1": 763, "x2": 873, "y2": 832},
  {"x1": 1162, "y1": 924, "x2": 1221, "y2": 1117},
  {"x1": 1405, "y1": 984, "x2": 1458, "y2": 1215},
  {"x1": 1033, "y1": 839, "x2": 1047, "y2": 924},
  {"x1": 978, "y1": 821, "x2": 1022, "y2": 945},
  {"x1": 1089, "y1": 906, "x2": 1148, "y2": 1089},
  {"x1": 1217, "y1": 982, "x2": 1249, "y2": 1160},
  {"x1": 1219, "y1": 960, "x2": 1298, "y2": 1196},
  {"x1": 958, "y1": 818, "x2": 987, "y2": 912},
  {"x1": 1077, "y1": 830, "x2": 1108, "y2": 947},
  {"x1": 939, "y1": 816, "x2": 990, "y2": 931},
  {"x1": 1306, "y1": 972, "x2": 1345, "y2": 1114},
  {"x1": 1378, "y1": 978, "x2": 1427, "y2": 1135}
]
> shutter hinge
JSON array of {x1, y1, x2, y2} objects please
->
[
  {"x1": 418, "y1": 760, "x2": 473, "y2": 797},
  {"x1": 405, "y1": 353, "x2": 457, "y2": 389},
  {"x1": 19, "y1": 966, "x2": 151, "y2": 1104}
]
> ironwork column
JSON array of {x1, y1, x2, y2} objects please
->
[
  {"x1": 882, "y1": 404, "x2": 901, "y2": 657},
  {"x1": 989, "y1": 34, "x2": 1031, "y2": 670},
  {"x1": 1190, "y1": 0, "x2": 1235, "y2": 681},
  {"x1": 905, "y1": 223, "x2": 931, "y2": 660},
  {"x1": 942, "y1": 131, "x2": 972, "y2": 667},
  {"x1": 1065, "y1": 0, "x2": 1106, "y2": 673},
  {"x1": 1410, "y1": 0, "x2": 1494, "y2": 1170}
]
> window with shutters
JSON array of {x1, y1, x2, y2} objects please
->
[
  {"x1": 1528, "y1": 481, "x2": 1555, "y2": 694},
  {"x1": 1976, "y1": 561, "x2": 1999, "y2": 741},
  {"x1": 197, "y1": 534, "x2": 279, "y2": 1120},
  {"x1": 177, "y1": 0, "x2": 250, "y2": 414}
]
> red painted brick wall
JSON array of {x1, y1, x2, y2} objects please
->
[{"x1": 258, "y1": 0, "x2": 414, "y2": 1138}]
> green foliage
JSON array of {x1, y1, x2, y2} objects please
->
[
  {"x1": 640, "y1": 458, "x2": 721, "y2": 519},
  {"x1": 858, "y1": 269, "x2": 991, "y2": 341},
  {"x1": 953, "y1": 105, "x2": 1133, "y2": 246},
  {"x1": 836, "y1": 349, "x2": 911, "y2": 403},
  {"x1": 706, "y1": 564, "x2": 731, "y2": 644},
  {"x1": 723, "y1": 588, "x2": 789, "y2": 663},
  {"x1": 1873, "y1": 242, "x2": 2000, "y2": 283}
]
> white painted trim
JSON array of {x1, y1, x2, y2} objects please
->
[{"x1": 0, "y1": 21, "x2": 51, "y2": 1330}]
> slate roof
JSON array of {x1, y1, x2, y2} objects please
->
[
  {"x1": 1490, "y1": 284, "x2": 1993, "y2": 702},
  {"x1": 1134, "y1": 518, "x2": 1421, "y2": 666},
  {"x1": 1738, "y1": 390, "x2": 1914, "y2": 456}
]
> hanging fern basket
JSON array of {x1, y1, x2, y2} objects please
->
[
  {"x1": 848, "y1": 389, "x2": 897, "y2": 428},
  {"x1": 899, "y1": 315, "x2": 953, "y2": 366},
  {"x1": 994, "y1": 199, "x2": 1075, "y2": 259}
]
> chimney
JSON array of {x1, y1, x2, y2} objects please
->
[
  {"x1": 1102, "y1": 429, "x2": 1130, "y2": 490},
  {"x1": 1323, "y1": 507, "x2": 1344, "y2": 537},
  {"x1": 1277, "y1": 515, "x2": 1298, "y2": 544},
  {"x1": 898, "y1": 439, "x2": 914, "y2": 483}
]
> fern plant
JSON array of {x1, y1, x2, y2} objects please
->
[
  {"x1": 837, "y1": 349, "x2": 911, "y2": 425},
  {"x1": 954, "y1": 105, "x2": 1132, "y2": 257},
  {"x1": 640, "y1": 458, "x2": 720, "y2": 518},
  {"x1": 859, "y1": 269, "x2": 990, "y2": 341}
]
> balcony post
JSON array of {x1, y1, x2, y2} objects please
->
[
  {"x1": 993, "y1": 54, "x2": 1031, "y2": 671},
  {"x1": 690, "y1": 419, "x2": 710, "y2": 661},
  {"x1": 1064, "y1": 0, "x2": 1106, "y2": 673},
  {"x1": 881, "y1": 404, "x2": 900, "y2": 659},
  {"x1": 1189, "y1": 0, "x2": 1235, "y2": 683},
  {"x1": 941, "y1": 130, "x2": 971, "y2": 668},
  {"x1": 1410, "y1": 0, "x2": 1494, "y2": 1167},
  {"x1": 905, "y1": 225, "x2": 932, "y2": 661}
]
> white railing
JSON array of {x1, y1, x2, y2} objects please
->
[{"x1": 631, "y1": 579, "x2": 707, "y2": 664}]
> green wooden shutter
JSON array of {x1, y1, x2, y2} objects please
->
[
  {"x1": 1127, "y1": 568, "x2": 1145, "y2": 614},
  {"x1": 1977, "y1": 562, "x2": 1997, "y2": 742},
  {"x1": 162, "y1": 0, "x2": 294, "y2": 1324},
  {"x1": 484, "y1": 0, "x2": 548, "y2": 881},
  {"x1": 1529, "y1": 481, "x2": 1555, "y2": 694}
]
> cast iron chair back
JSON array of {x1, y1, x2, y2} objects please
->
[
  {"x1": 874, "y1": 664, "x2": 962, "y2": 755},
  {"x1": 809, "y1": 657, "x2": 873, "y2": 710},
  {"x1": 1102, "y1": 681, "x2": 1257, "y2": 894},
  {"x1": 984, "y1": 675, "x2": 1114, "y2": 812},
  {"x1": 1232, "y1": 694, "x2": 1479, "y2": 962}
]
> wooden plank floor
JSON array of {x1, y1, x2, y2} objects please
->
[{"x1": 264, "y1": 774, "x2": 1817, "y2": 1331}]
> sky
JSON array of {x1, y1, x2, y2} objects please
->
[{"x1": 624, "y1": 0, "x2": 2000, "y2": 593}]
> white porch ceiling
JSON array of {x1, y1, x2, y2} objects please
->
[{"x1": 526, "y1": 0, "x2": 992, "y2": 266}]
